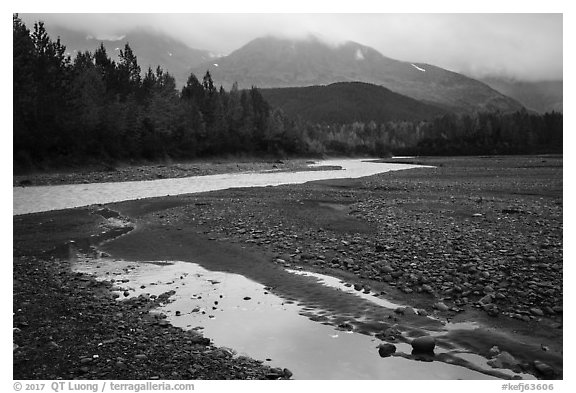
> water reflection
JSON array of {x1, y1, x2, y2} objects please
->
[{"x1": 73, "y1": 256, "x2": 529, "y2": 380}]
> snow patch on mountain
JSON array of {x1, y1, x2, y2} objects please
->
[
  {"x1": 355, "y1": 49, "x2": 365, "y2": 61},
  {"x1": 411, "y1": 63, "x2": 426, "y2": 72},
  {"x1": 86, "y1": 34, "x2": 126, "y2": 41}
]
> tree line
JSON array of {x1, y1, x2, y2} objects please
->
[
  {"x1": 306, "y1": 110, "x2": 562, "y2": 157},
  {"x1": 13, "y1": 15, "x2": 562, "y2": 173}
]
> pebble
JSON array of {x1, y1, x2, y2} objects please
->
[
  {"x1": 488, "y1": 346, "x2": 500, "y2": 357},
  {"x1": 487, "y1": 351, "x2": 520, "y2": 371},
  {"x1": 530, "y1": 308, "x2": 544, "y2": 316},
  {"x1": 266, "y1": 367, "x2": 285, "y2": 379},
  {"x1": 478, "y1": 294, "x2": 493, "y2": 305},
  {"x1": 378, "y1": 343, "x2": 397, "y2": 357},
  {"x1": 533, "y1": 360, "x2": 555, "y2": 378}
]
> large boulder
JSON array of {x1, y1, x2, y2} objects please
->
[{"x1": 411, "y1": 336, "x2": 436, "y2": 353}]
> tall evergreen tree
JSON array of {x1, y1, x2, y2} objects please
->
[{"x1": 117, "y1": 43, "x2": 141, "y2": 99}]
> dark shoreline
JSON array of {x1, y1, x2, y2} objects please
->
[
  {"x1": 13, "y1": 158, "x2": 343, "y2": 187},
  {"x1": 13, "y1": 155, "x2": 563, "y2": 380}
]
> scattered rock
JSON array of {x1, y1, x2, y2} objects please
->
[
  {"x1": 487, "y1": 351, "x2": 521, "y2": 372},
  {"x1": 434, "y1": 302, "x2": 449, "y2": 311},
  {"x1": 394, "y1": 307, "x2": 406, "y2": 314},
  {"x1": 488, "y1": 346, "x2": 500, "y2": 358},
  {"x1": 283, "y1": 368, "x2": 293, "y2": 378},
  {"x1": 478, "y1": 294, "x2": 493, "y2": 305},
  {"x1": 530, "y1": 308, "x2": 544, "y2": 317},
  {"x1": 266, "y1": 367, "x2": 285, "y2": 379}
]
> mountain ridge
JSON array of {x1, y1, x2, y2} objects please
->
[
  {"x1": 37, "y1": 27, "x2": 532, "y2": 115},
  {"x1": 479, "y1": 77, "x2": 562, "y2": 113},
  {"x1": 191, "y1": 35, "x2": 525, "y2": 114}
]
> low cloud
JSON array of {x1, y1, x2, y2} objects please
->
[{"x1": 20, "y1": 13, "x2": 562, "y2": 81}]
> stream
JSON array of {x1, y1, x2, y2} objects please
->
[
  {"x1": 13, "y1": 159, "x2": 426, "y2": 215},
  {"x1": 72, "y1": 254, "x2": 533, "y2": 380}
]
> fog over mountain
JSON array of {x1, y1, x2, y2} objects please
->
[
  {"x1": 190, "y1": 36, "x2": 524, "y2": 113},
  {"x1": 35, "y1": 25, "x2": 217, "y2": 88},
  {"x1": 20, "y1": 13, "x2": 562, "y2": 83}
]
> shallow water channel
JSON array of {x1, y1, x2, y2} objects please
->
[
  {"x1": 13, "y1": 159, "x2": 426, "y2": 215},
  {"x1": 72, "y1": 255, "x2": 533, "y2": 380}
]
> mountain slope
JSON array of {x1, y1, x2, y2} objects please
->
[
  {"x1": 45, "y1": 26, "x2": 216, "y2": 87},
  {"x1": 191, "y1": 36, "x2": 524, "y2": 114},
  {"x1": 480, "y1": 78, "x2": 562, "y2": 113},
  {"x1": 260, "y1": 82, "x2": 448, "y2": 123}
]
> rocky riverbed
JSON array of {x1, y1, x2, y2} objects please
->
[
  {"x1": 13, "y1": 155, "x2": 563, "y2": 380},
  {"x1": 134, "y1": 155, "x2": 562, "y2": 326}
]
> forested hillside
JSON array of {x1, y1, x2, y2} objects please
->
[{"x1": 260, "y1": 82, "x2": 447, "y2": 123}]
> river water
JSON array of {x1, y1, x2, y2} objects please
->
[{"x1": 13, "y1": 159, "x2": 425, "y2": 215}]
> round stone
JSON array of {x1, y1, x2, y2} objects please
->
[
  {"x1": 378, "y1": 343, "x2": 397, "y2": 357},
  {"x1": 411, "y1": 336, "x2": 436, "y2": 353}
]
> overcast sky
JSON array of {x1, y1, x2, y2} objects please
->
[{"x1": 19, "y1": 13, "x2": 563, "y2": 81}]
